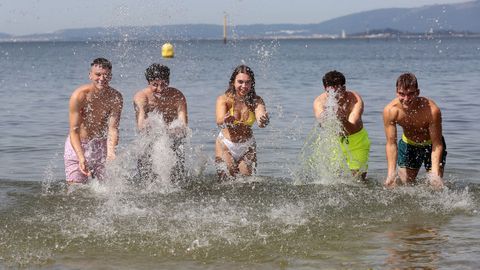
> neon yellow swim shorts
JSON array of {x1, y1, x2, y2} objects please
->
[{"x1": 338, "y1": 128, "x2": 371, "y2": 171}]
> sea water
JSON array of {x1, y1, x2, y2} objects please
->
[{"x1": 1, "y1": 38, "x2": 480, "y2": 269}]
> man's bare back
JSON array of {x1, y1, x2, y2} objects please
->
[{"x1": 313, "y1": 90, "x2": 364, "y2": 136}]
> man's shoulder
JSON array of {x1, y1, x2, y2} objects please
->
[
  {"x1": 423, "y1": 98, "x2": 442, "y2": 119},
  {"x1": 346, "y1": 90, "x2": 364, "y2": 103},
  {"x1": 108, "y1": 86, "x2": 123, "y2": 97},
  {"x1": 133, "y1": 88, "x2": 149, "y2": 100},
  {"x1": 167, "y1": 87, "x2": 185, "y2": 97},
  {"x1": 383, "y1": 99, "x2": 401, "y2": 115},
  {"x1": 71, "y1": 84, "x2": 93, "y2": 100},
  {"x1": 347, "y1": 90, "x2": 362, "y2": 98},
  {"x1": 385, "y1": 98, "x2": 400, "y2": 108},
  {"x1": 161, "y1": 87, "x2": 185, "y2": 104},
  {"x1": 313, "y1": 93, "x2": 327, "y2": 103},
  {"x1": 74, "y1": 83, "x2": 93, "y2": 92},
  {"x1": 422, "y1": 96, "x2": 441, "y2": 110}
]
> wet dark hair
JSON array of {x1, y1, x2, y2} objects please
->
[
  {"x1": 145, "y1": 63, "x2": 170, "y2": 83},
  {"x1": 322, "y1": 70, "x2": 346, "y2": 88},
  {"x1": 396, "y1": 73, "x2": 418, "y2": 90},
  {"x1": 90, "y1": 58, "x2": 112, "y2": 70},
  {"x1": 225, "y1": 65, "x2": 257, "y2": 109}
]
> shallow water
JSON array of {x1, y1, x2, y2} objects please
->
[
  {"x1": 1, "y1": 38, "x2": 480, "y2": 268},
  {"x1": 1, "y1": 178, "x2": 478, "y2": 269}
]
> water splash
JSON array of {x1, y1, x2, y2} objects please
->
[
  {"x1": 250, "y1": 40, "x2": 279, "y2": 79},
  {"x1": 41, "y1": 151, "x2": 64, "y2": 194},
  {"x1": 101, "y1": 113, "x2": 205, "y2": 195},
  {"x1": 295, "y1": 92, "x2": 351, "y2": 184}
]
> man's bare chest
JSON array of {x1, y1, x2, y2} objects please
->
[
  {"x1": 397, "y1": 113, "x2": 429, "y2": 130},
  {"x1": 147, "y1": 98, "x2": 177, "y2": 115},
  {"x1": 82, "y1": 100, "x2": 111, "y2": 122}
]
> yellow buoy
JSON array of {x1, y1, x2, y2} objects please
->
[{"x1": 161, "y1": 42, "x2": 174, "y2": 58}]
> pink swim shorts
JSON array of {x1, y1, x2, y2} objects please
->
[{"x1": 64, "y1": 136, "x2": 107, "y2": 184}]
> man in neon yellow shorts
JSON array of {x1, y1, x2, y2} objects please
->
[
  {"x1": 383, "y1": 73, "x2": 446, "y2": 189},
  {"x1": 313, "y1": 70, "x2": 371, "y2": 180}
]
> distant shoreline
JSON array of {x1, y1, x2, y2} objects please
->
[
  {"x1": 2, "y1": 1, "x2": 479, "y2": 43},
  {"x1": 1, "y1": 34, "x2": 480, "y2": 43}
]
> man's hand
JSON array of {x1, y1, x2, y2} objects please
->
[
  {"x1": 427, "y1": 173, "x2": 444, "y2": 190},
  {"x1": 79, "y1": 158, "x2": 91, "y2": 176},
  {"x1": 384, "y1": 174, "x2": 397, "y2": 188}
]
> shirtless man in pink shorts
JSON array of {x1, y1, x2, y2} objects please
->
[{"x1": 64, "y1": 58, "x2": 123, "y2": 184}]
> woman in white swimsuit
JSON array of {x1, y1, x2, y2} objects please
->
[{"x1": 215, "y1": 65, "x2": 269, "y2": 179}]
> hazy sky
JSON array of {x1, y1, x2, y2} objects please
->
[{"x1": 0, "y1": 0, "x2": 470, "y2": 35}]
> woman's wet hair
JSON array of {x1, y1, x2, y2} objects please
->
[
  {"x1": 322, "y1": 70, "x2": 345, "y2": 88},
  {"x1": 145, "y1": 63, "x2": 170, "y2": 83},
  {"x1": 396, "y1": 73, "x2": 418, "y2": 90},
  {"x1": 90, "y1": 58, "x2": 112, "y2": 70},
  {"x1": 225, "y1": 65, "x2": 257, "y2": 109}
]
